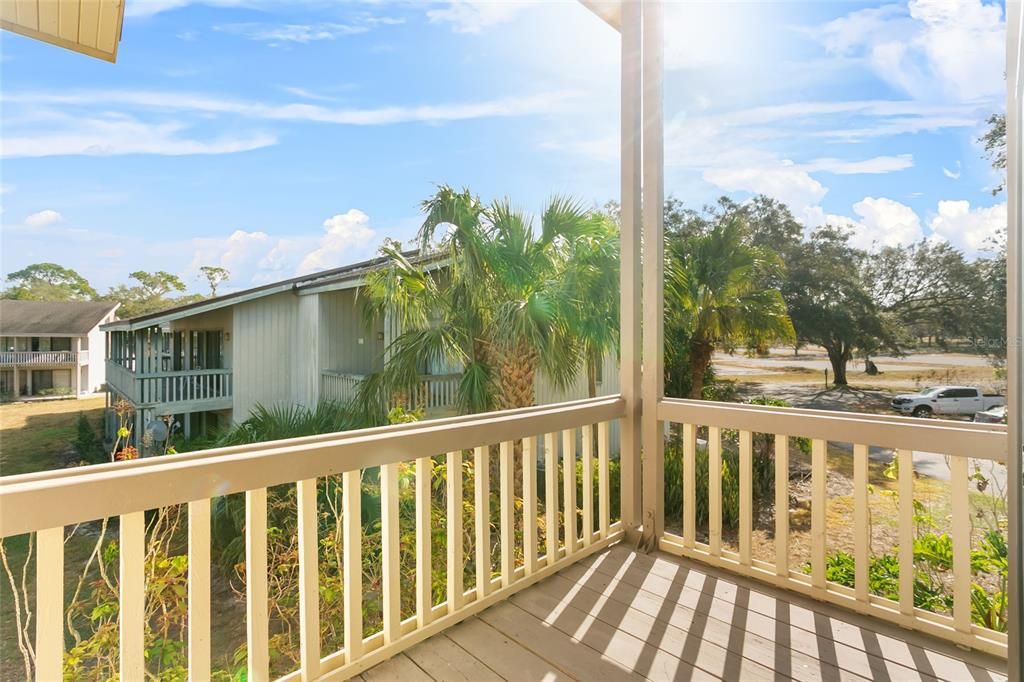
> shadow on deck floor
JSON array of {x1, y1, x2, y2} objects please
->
[{"x1": 359, "y1": 545, "x2": 1007, "y2": 681}]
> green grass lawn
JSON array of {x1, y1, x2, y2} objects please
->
[{"x1": 0, "y1": 396, "x2": 106, "y2": 476}]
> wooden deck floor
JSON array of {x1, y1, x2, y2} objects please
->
[{"x1": 359, "y1": 544, "x2": 1008, "y2": 682}]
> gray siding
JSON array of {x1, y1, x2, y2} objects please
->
[
  {"x1": 232, "y1": 291, "x2": 299, "y2": 420},
  {"x1": 321, "y1": 289, "x2": 384, "y2": 375}
]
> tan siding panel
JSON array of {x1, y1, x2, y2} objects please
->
[
  {"x1": 57, "y1": 0, "x2": 78, "y2": 40},
  {"x1": 77, "y1": 0, "x2": 99, "y2": 48},
  {"x1": 38, "y1": 0, "x2": 59, "y2": 34},
  {"x1": 96, "y1": 0, "x2": 118, "y2": 53},
  {"x1": 15, "y1": 0, "x2": 37, "y2": 30}
]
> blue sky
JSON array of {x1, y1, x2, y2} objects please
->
[{"x1": 0, "y1": 0, "x2": 1008, "y2": 295}]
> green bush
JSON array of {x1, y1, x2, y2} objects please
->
[
  {"x1": 820, "y1": 529, "x2": 1008, "y2": 631},
  {"x1": 75, "y1": 411, "x2": 105, "y2": 464}
]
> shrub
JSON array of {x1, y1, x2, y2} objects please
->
[
  {"x1": 75, "y1": 412, "x2": 104, "y2": 464},
  {"x1": 664, "y1": 397, "x2": 807, "y2": 531}
]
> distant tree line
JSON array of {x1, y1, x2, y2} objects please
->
[{"x1": 1, "y1": 264, "x2": 230, "y2": 318}]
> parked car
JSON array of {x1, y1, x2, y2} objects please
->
[
  {"x1": 890, "y1": 386, "x2": 1006, "y2": 418},
  {"x1": 974, "y1": 405, "x2": 1008, "y2": 424}
]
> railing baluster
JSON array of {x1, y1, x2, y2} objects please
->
[
  {"x1": 898, "y1": 448, "x2": 914, "y2": 616},
  {"x1": 120, "y1": 511, "x2": 145, "y2": 681},
  {"x1": 415, "y1": 456, "x2": 431, "y2": 628},
  {"x1": 35, "y1": 527, "x2": 64, "y2": 681},
  {"x1": 381, "y1": 463, "x2": 401, "y2": 645},
  {"x1": 343, "y1": 470, "x2": 362, "y2": 662},
  {"x1": 523, "y1": 436, "x2": 538, "y2": 576},
  {"x1": 683, "y1": 423, "x2": 697, "y2": 549},
  {"x1": 447, "y1": 450, "x2": 463, "y2": 613},
  {"x1": 188, "y1": 499, "x2": 211, "y2": 679},
  {"x1": 775, "y1": 434, "x2": 789, "y2": 576},
  {"x1": 500, "y1": 441, "x2": 514, "y2": 588},
  {"x1": 562, "y1": 429, "x2": 577, "y2": 556},
  {"x1": 582, "y1": 423, "x2": 594, "y2": 547},
  {"x1": 708, "y1": 426, "x2": 722, "y2": 556},
  {"x1": 297, "y1": 479, "x2": 321, "y2": 677},
  {"x1": 598, "y1": 421, "x2": 610, "y2": 540},
  {"x1": 246, "y1": 489, "x2": 270, "y2": 682},
  {"x1": 854, "y1": 444, "x2": 869, "y2": 602},
  {"x1": 474, "y1": 446, "x2": 489, "y2": 599},
  {"x1": 544, "y1": 433, "x2": 558, "y2": 565},
  {"x1": 739, "y1": 429, "x2": 753, "y2": 566},
  {"x1": 951, "y1": 456, "x2": 971, "y2": 633},
  {"x1": 811, "y1": 439, "x2": 827, "y2": 590}
]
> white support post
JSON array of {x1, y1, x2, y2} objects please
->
[
  {"x1": 618, "y1": 0, "x2": 643, "y2": 538},
  {"x1": 1006, "y1": 3, "x2": 1023, "y2": 679},
  {"x1": 640, "y1": 0, "x2": 665, "y2": 546}
]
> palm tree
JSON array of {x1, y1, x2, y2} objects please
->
[
  {"x1": 359, "y1": 186, "x2": 595, "y2": 419},
  {"x1": 666, "y1": 216, "x2": 794, "y2": 400},
  {"x1": 562, "y1": 213, "x2": 620, "y2": 397}
]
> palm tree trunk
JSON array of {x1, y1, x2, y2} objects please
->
[
  {"x1": 689, "y1": 340, "x2": 714, "y2": 400},
  {"x1": 587, "y1": 354, "x2": 597, "y2": 399}
]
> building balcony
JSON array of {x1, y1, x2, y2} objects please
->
[
  {"x1": 0, "y1": 350, "x2": 86, "y2": 366},
  {"x1": 0, "y1": 396, "x2": 1008, "y2": 680},
  {"x1": 321, "y1": 369, "x2": 460, "y2": 413},
  {"x1": 106, "y1": 359, "x2": 232, "y2": 412}
]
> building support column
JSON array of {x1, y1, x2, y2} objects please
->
[
  {"x1": 1005, "y1": 3, "x2": 1023, "y2": 679},
  {"x1": 72, "y1": 338, "x2": 81, "y2": 396},
  {"x1": 639, "y1": 0, "x2": 665, "y2": 548},
  {"x1": 12, "y1": 366, "x2": 19, "y2": 398},
  {"x1": 297, "y1": 293, "x2": 322, "y2": 408},
  {"x1": 618, "y1": 0, "x2": 643, "y2": 539}
]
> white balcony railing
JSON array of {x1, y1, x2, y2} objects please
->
[
  {"x1": 320, "y1": 370, "x2": 364, "y2": 404},
  {"x1": 655, "y1": 398, "x2": 1009, "y2": 658},
  {"x1": 136, "y1": 369, "x2": 232, "y2": 406},
  {"x1": 320, "y1": 369, "x2": 460, "y2": 412},
  {"x1": 0, "y1": 350, "x2": 83, "y2": 365},
  {"x1": 0, "y1": 396, "x2": 624, "y2": 681},
  {"x1": 105, "y1": 360, "x2": 232, "y2": 407}
]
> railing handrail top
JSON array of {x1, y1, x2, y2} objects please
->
[
  {"x1": 320, "y1": 369, "x2": 366, "y2": 378},
  {"x1": 137, "y1": 368, "x2": 231, "y2": 378},
  {"x1": 658, "y1": 397, "x2": 1007, "y2": 461},
  {"x1": 0, "y1": 395, "x2": 625, "y2": 537},
  {"x1": 104, "y1": 361, "x2": 230, "y2": 378}
]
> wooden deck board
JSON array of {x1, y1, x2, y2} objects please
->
[
  {"x1": 403, "y1": 632, "x2": 504, "y2": 681},
  {"x1": 360, "y1": 652, "x2": 432, "y2": 681},
  {"x1": 359, "y1": 545, "x2": 1008, "y2": 682},
  {"x1": 444, "y1": 617, "x2": 574, "y2": 682}
]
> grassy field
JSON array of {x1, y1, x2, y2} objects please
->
[{"x1": 0, "y1": 396, "x2": 106, "y2": 476}]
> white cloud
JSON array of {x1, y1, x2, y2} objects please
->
[
  {"x1": 5, "y1": 89, "x2": 580, "y2": 127},
  {"x1": 427, "y1": 1, "x2": 531, "y2": 33},
  {"x1": 815, "y1": 0, "x2": 1004, "y2": 103},
  {"x1": 942, "y1": 161, "x2": 961, "y2": 180},
  {"x1": 216, "y1": 17, "x2": 403, "y2": 45},
  {"x1": 848, "y1": 197, "x2": 923, "y2": 250},
  {"x1": 24, "y1": 209, "x2": 63, "y2": 227},
  {"x1": 703, "y1": 163, "x2": 827, "y2": 224},
  {"x1": 1, "y1": 115, "x2": 276, "y2": 158},
  {"x1": 299, "y1": 210, "x2": 376, "y2": 274},
  {"x1": 0, "y1": 184, "x2": 12, "y2": 194},
  {"x1": 801, "y1": 154, "x2": 913, "y2": 175},
  {"x1": 182, "y1": 209, "x2": 380, "y2": 289},
  {"x1": 928, "y1": 200, "x2": 1006, "y2": 255},
  {"x1": 125, "y1": 0, "x2": 253, "y2": 18}
]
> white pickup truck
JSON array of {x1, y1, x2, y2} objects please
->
[{"x1": 891, "y1": 386, "x2": 1006, "y2": 418}]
